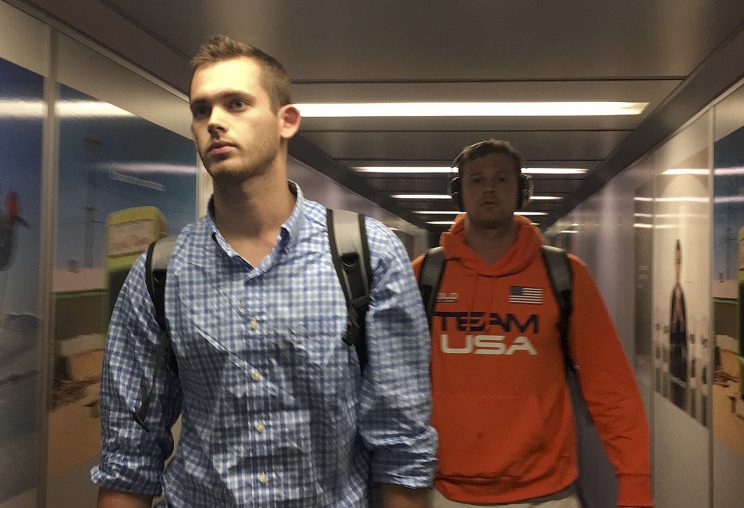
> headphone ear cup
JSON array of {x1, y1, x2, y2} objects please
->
[
  {"x1": 448, "y1": 176, "x2": 463, "y2": 211},
  {"x1": 517, "y1": 174, "x2": 533, "y2": 209}
]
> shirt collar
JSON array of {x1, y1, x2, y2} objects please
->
[{"x1": 206, "y1": 181, "x2": 305, "y2": 260}]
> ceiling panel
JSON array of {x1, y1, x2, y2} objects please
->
[
  {"x1": 110, "y1": 0, "x2": 744, "y2": 81},
  {"x1": 300, "y1": 130, "x2": 631, "y2": 161},
  {"x1": 23, "y1": 0, "x2": 744, "y2": 234}
]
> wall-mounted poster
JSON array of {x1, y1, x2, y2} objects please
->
[
  {"x1": 652, "y1": 153, "x2": 710, "y2": 427},
  {"x1": 712, "y1": 119, "x2": 744, "y2": 455},
  {"x1": 49, "y1": 85, "x2": 196, "y2": 478},
  {"x1": 0, "y1": 56, "x2": 43, "y2": 503}
]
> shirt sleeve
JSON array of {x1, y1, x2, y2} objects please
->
[
  {"x1": 90, "y1": 254, "x2": 182, "y2": 495},
  {"x1": 568, "y1": 256, "x2": 654, "y2": 507},
  {"x1": 357, "y1": 220, "x2": 438, "y2": 488}
]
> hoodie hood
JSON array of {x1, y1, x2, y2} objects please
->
[{"x1": 440, "y1": 213, "x2": 544, "y2": 277}]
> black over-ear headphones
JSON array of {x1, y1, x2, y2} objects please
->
[{"x1": 448, "y1": 143, "x2": 533, "y2": 211}]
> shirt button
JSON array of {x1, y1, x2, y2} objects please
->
[
  {"x1": 258, "y1": 472, "x2": 269, "y2": 484},
  {"x1": 250, "y1": 369, "x2": 263, "y2": 381},
  {"x1": 250, "y1": 318, "x2": 258, "y2": 330},
  {"x1": 255, "y1": 422, "x2": 266, "y2": 433}
]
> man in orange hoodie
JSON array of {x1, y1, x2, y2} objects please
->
[{"x1": 413, "y1": 140, "x2": 653, "y2": 507}]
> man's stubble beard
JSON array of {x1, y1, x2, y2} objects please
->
[{"x1": 205, "y1": 134, "x2": 280, "y2": 188}]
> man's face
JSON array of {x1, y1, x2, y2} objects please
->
[
  {"x1": 189, "y1": 57, "x2": 283, "y2": 181},
  {"x1": 460, "y1": 152, "x2": 519, "y2": 228}
]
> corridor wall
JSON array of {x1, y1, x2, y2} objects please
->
[{"x1": 548, "y1": 77, "x2": 744, "y2": 507}]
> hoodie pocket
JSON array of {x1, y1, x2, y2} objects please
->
[{"x1": 433, "y1": 392, "x2": 547, "y2": 480}]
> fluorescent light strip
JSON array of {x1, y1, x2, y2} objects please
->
[
  {"x1": 634, "y1": 223, "x2": 653, "y2": 229},
  {"x1": 715, "y1": 196, "x2": 744, "y2": 204},
  {"x1": 515, "y1": 211, "x2": 548, "y2": 216},
  {"x1": 428, "y1": 221, "x2": 455, "y2": 225},
  {"x1": 529, "y1": 196, "x2": 563, "y2": 201},
  {"x1": 655, "y1": 197, "x2": 708, "y2": 203},
  {"x1": 358, "y1": 167, "x2": 450, "y2": 174},
  {"x1": 393, "y1": 194, "x2": 451, "y2": 199},
  {"x1": 560, "y1": 230, "x2": 578, "y2": 234},
  {"x1": 99, "y1": 162, "x2": 196, "y2": 174},
  {"x1": 394, "y1": 193, "x2": 561, "y2": 201},
  {"x1": 633, "y1": 196, "x2": 707, "y2": 203},
  {"x1": 414, "y1": 210, "x2": 459, "y2": 215},
  {"x1": 714, "y1": 166, "x2": 744, "y2": 176},
  {"x1": 524, "y1": 168, "x2": 588, "y2": 175},
  {"x1": 662, "y1": 168, "x2": 708, "y2": 175},
  {"x1": 0, "y1": 99, "x2": 135, "y2": 118},
  {"x1": 355, "y1": 166, "x2": 588, "y2": 175},
  {"x1": 296, "y1": 101, "x2": 648, "y2": 117}
]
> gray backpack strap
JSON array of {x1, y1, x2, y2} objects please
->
[
  {"x1": 326, "y1": 209, "x2": 371, "y2": 371},
  {"x1": 134, "y1": 235, "x2": 176, "y2": 431},
  {"x1": 418, "y1": 247, "x2": 446, "y2": 326},
  {"x1": 541, "y1": 245, "x2": 574, "y2": 371},
  {"x1": 542, "y1": 245, "x2": 593, "y2": 508}
]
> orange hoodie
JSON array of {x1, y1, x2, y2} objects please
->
[{"x1": 413, "y1": 215, "x2": 652, "y2": 506}]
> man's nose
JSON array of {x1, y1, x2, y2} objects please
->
[
  {"x1": 481, "y1": 178, "x2": 498, "y2": 191},
  {"x1": 207, "y1": 108, "x2": 226, "y2": 136}
]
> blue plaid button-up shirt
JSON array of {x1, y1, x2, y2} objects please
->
[{"x1": 91, "y1": 183, "x2": 436, "y2": 506}]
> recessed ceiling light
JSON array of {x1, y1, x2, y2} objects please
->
[
  {"x1": 355, "y1": 166, "x2": 588, "y2": 175},
  {"x1": 392, "y1": 194, "x2": 451, "y2": 199},
  {"x1": 296, "y1": 101, "x2": 648, "y2": 117}
]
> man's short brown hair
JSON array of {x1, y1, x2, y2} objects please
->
[
  {"x1": 453, "y1": 139, "x2": 524, "y2": 176},
  {"x1": 191, "y1": 34, "x2": 292, "y2": 111}
]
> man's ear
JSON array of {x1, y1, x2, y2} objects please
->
[{"x1": 278, "y1": 104, "x2": 301, "y2": 140}]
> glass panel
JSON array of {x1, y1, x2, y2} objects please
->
[
  {"x1": 651, "y1": 112, "x2": 711, "y2": 508},
  {"x1": 712, "y1": 82, "x2": 744, "y2": 508},
  {"x1": 47, "y1": 34, "x2": 197, "y2": 507},
  {"x1": 0, "y1": 11, "x2": 46, "y2": 506}
]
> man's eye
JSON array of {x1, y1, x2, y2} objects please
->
[
  {"x1": 230, "y1": 98, "x2": 248, "y2": 109},
  {"x1": 191, "y1": 105, "x2": 209, "y2": 118}
]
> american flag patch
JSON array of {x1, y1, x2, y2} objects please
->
[{"x1": 509, "y1": 286, "x2": 543, "y2": 304}]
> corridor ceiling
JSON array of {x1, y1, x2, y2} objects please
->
[{"x1": 18, "y1": 0, "x2": 744, "y2": 233}]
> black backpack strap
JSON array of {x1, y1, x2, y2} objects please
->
[
  {"x1": 541, "y1": 245, "x2": 574, "y2": 372},
  {"x1": 327, "y1": 209, "x2": 371, "y2": 371},
  {"x1": 144, "y1": 235, "x2": 176, "y2": 331},
  {"x1": 418, "y1": 247, "x2": 446, "y2": 326},
  {"x1": 134, "y1": 235, "x2": 176, "y2": 431}
]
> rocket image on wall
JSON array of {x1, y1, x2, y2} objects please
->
[{"x1": 0, "y1": 190, "x2": 30, "y2": 271}]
